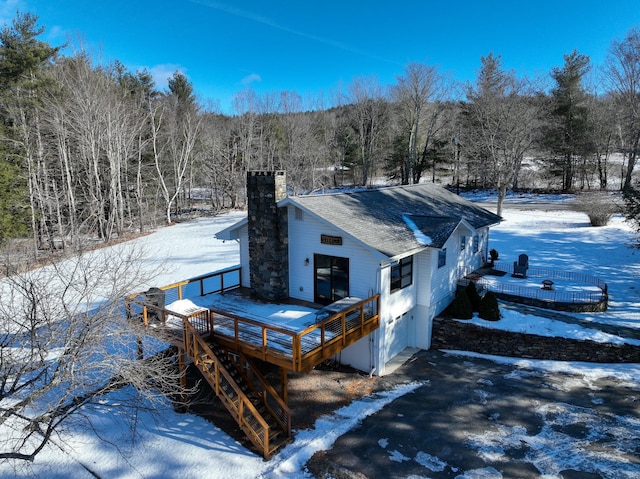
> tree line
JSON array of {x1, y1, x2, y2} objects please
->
[{"x1": 1, "y1": 12, "x2": 639, "y2": 253}]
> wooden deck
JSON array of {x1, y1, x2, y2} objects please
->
[
  {"x1": 125, "y1": 268, "x2": 381, "y2": 373},
  {"x1": 128, "y1": 291, "x2": 380, "y2": 373},
  {"x1": 124, "y1": 268, "x2": 380, "y2": 458},
  {"x1": 207, "y1": 295, "x2": 380, "y2": 372}
]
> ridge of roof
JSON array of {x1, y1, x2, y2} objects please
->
[{"x1": 282, "y1": 183, "x2": 500, "y2": 257}]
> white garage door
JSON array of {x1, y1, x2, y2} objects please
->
[{"x1": 385, "y1": 311, "x2": 409, "y2": 362}]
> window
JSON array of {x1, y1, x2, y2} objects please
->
[
  {"x1": 473, "y1": 234, "x2": 479, "y2": 252},
  {"x1": 438, "y1": 248, "x2": 447, "y2": 268},
  {"x1": 390, "y1": 256, "x2": 413, "y2": 293},
  {"x1": 460, "y1": 235, "x2": 466, "y2": 251}
]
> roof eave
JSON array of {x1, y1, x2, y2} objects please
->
[{"x1": 215, "y1": 216, "x2": 248, "y2": 241}]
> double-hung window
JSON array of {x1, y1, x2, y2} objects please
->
[
  {"x1": 438, "y1": 248, "x2": 447, "y2": 268},
  {"x1": 390, "y1": 256, "x2": 413, "y2": 293}
]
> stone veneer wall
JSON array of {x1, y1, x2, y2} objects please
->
[
  {"x1": 246, "y1": 171, "x2": 289, "y2": 301},
  {"x1": 494, "y1": 291, "x2": 608, "y2": 313},
  {"x1": 431, "y1": 316, "x2": 640, "y2": 363}
]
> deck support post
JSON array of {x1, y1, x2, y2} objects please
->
[{"x1": 280, "y1": 367, "x2": 288, "y2": 405}]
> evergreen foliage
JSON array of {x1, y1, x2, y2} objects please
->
[
  {"x1": 478, "y1": 291, "x2": 501, "y2": 321},
  {"x1": 465, "y1": 281, "x2": 482, "y2": 312},
  {"x1": 446, "y1": 288, "x2": 473, "y2": 320},
  {"x1": 0, "y1": 12, "x2": 59, "y2": 89},
  {"x1": 547, "y1": 50, "x2": 592, "y2": 192},
  {"x1": 0, "y1": 157, "x2": 29, "y2": 243},
  {"x1": 0, "y1": 12, "x2": 59, "y2": 244},
  {"x1": 623, "y1": 186, "x2": 640, "y2": 237}
]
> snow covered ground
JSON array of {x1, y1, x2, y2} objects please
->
[{"x1": 1, "y1": 197, "x2": 639, "y2": 478}]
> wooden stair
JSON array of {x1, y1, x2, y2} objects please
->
[
  {"x1": 183, "y1": 319, "x2": 291, "y2": 458},
  {"x1": 124, "y1": 276, "x2": 380, "y2": 458}
]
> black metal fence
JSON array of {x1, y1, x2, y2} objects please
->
[{"x1": 480, "y1": 262, "x2": 607, "y2": 305}]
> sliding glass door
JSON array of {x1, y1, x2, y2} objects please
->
[{"x1": 314, "y1": 254, "x2": 349, "y2": 305}]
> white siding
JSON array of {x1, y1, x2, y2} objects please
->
[
  {"x1": 334, "y1": 335, "x2": 374, "y2": 374},
  {"x1": 454, "y1": 223, "x2": 477, "y2": 278},
  {"x1": 379, "y1": 262, "x2": 415, "y2": 373},
  {"x1": 286, "y1": 206, "x2": 380, "y2": 302},
  {"x1": 239, "y1": 225, "x2": 250, "y2": 288},
  {"x1": 478, "y1": 226, "x2": 491, "y2": 265},
  {"x1": 413, "y1": 305, "x2": 432, "y2": 349},
  {"x1": 415, "y1": 251, "x2": 432, "y2": 307},
  {"x1": 235, "y1": 205, "x2": 493, "y2": 376},
  {"x1": 413, "y1": 250, "x2": 434, "y2": 350},
  {"x1": 427, "y1": 223, "x2": 484, "y2": 320},
  {"x1": 287, "y1": 206, "x2": 383, "y2": 373}
]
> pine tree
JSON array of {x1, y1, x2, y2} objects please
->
[
  {"x1": 465, "y1": 281, "x2": 482, "y2": 312},
  {"x1": 479, "y1": 291, "x2": 501, "y2": 321},
  {"x1": 548, "y1": 50, "x2": 592, "y2": 191},
  {"x1": 623, "y1": 186, "x2": 640, "y2": 239},
  {"x1": 0, "y1": 12, "x2": 60, "y2": 245},
  {"x1": 446, "y1": 289, "x2": 473, "y2": 320}
]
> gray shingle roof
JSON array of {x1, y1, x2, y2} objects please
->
[{"x1": 283, "y1": 183, "x2": 501, "y2": 258}]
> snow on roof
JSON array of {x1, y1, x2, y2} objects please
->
[{"x1": 402, "y1": 214, "x2": 433, "y2": 246}]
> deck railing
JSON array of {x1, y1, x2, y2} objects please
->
[
  {"x1": 125, "y1": 267, "x2": 380, "y2": 372},
  {"x1": 159, "y1": 266, "x2": 242, "y2": 304},
  {"x1": 234, "y1": 351, "x2": 291, "y2": 445},
  {"x1": 124, "y1": 267, "x2": 241, "y2": 329},
  {"x1": 210, "y1": 295, "x2": 380, "y2": 372},
  {"x1": 123, "y1": 267, "x2": 299, "y2": 457},
  {"x1": 124, "y1": 302, "x2": 289, "y2": 459},
  {"x1": 182, "y1": 317, "x2": 276, "y2": 458}
]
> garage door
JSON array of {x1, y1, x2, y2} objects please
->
[{"x1": 386, "y1": 311, "x2": 409, "y2": 361}]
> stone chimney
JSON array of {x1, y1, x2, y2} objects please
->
[{"x1": 246, "y1": 171, "x2": 289, "y2": 301}]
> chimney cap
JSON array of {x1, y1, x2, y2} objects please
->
[{"x1": 247, "y1": 170, "x2": 286, "y2": 177}]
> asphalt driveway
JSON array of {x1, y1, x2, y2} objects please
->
[{"x1": 307, "y1": 349, "x2": 640, "y2": 479}]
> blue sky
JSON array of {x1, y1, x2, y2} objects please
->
[{"x1": 2, "y1": 0, "x2": 640, "y2": 113}]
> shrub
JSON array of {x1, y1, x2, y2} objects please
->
[
  {"x1": 446, "y1": 289, "x2": 473, "y2": 319},
  {"x1": 575, "y1": 192, "x2": 620, "y2": 227},
  {"x1": 489, "y1": 248, "x2": 499, "y2": 262},
  {"x1": 478, "y1": 291, "x2": 501, "y2": 321},
  {"x1": 465, "y1": 281, "x2": 482, "y2": 312}
]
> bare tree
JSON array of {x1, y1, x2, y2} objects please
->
[
  {"x1": 393, "y1": 62, "x2": 449, "y2": 184},
  {"x1": 0, "y1": 245, "x2": 187, "y2": 463},
  {"x1": 151, "y1": 72, "x2": 202, "y2": 225},
  {"x1": 462, "y1": 54, "x2": 541, "y2": 216},
  {"x1": 346, "y1": 76, "x2": 389, "y2": 186},
  {"x1": 584, "y1": 78, "x2": 617, "y2": 190},
  {"x1": 604, "y1": 27, "x2": 640, "y2": 190}
]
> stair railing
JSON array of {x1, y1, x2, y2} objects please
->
[
  {"x1": 181, "y1": 315, "x2": 274, "y2": 458},
  {"x1": 235, "y1": 352, "x2": 291, "y2": 439}
]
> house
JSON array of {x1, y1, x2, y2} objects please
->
[{"x1": 216, "y1": 171, "x2": 501, "y2": 376}]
